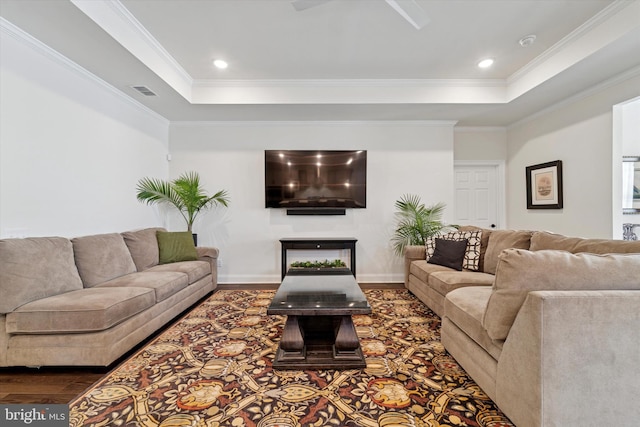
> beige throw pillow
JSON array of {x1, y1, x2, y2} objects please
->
[
  {"x1": 122, "y1": 227, "x2": 166, "y2": 271},
  {"x1": 530, "y1": 231, "x2": 640, "y2": 253},
  {"x1": 482, "y1": 249, "x2": 640, "y2": 341},
  {"x1": 0, "y1": 237, "x2": 83, "y2": 313},
  {"x1": 72, "y1": 233, "x2": 137, "y2": 287},
  {"x1": 482, "y1": 230, "x2": 533, "y2": 275}
]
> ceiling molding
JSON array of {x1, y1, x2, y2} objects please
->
[
  {"x1": 65, "y1": 0, "x2": 639, "y2": 111},
  {"x1": 170, "y1": 120, "x2": 459, "y2": 128},
  {"x1": 190, "y1": 79, "x2": 508, "y2": 104},
  {"x1": 508, "y1": 64, "x2": 640, "y2": 129},
  {"x1": 0, "y1": 17, "x2": 169, "y2": 127},
  {"x1": 70, "y1": 0, "x2": 193, "y2": 100},
  {"x1": 454, "y1": 126, "x2": 507, "y2": 133},
  {"x1": 507, "y1": 0, "x2": 640, "y2": 100},
  {"x1": 508, "y1": 0, "x2": 630, "y2": 84},
  {"x1": 192, "y1": 78, "x2": 506, "y2": 88}
]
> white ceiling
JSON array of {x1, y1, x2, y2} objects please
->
[{"x1": 1, "y1": 0, "x2": 639, "y2": 125}]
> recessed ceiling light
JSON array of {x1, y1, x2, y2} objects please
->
[
  {"x1": 213, "y1": 59, "x2": 228, "y2": 69},
  {"x1": 477, "y1": 58, "x2": 494, "y2": 69}
]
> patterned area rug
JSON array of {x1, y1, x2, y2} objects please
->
[{"x1": 70, "y1": 289, "x2": 514, "y2": 426}]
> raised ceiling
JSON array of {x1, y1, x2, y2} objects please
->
[{"x1": 1, "y1": 0, "x2": 639, "y2": 125}]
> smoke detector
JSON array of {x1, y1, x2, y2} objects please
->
[{"x1": 519, "y1": 35, "x2": 537, "y2": 47}]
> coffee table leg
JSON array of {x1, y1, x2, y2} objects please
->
[
  {"x1": 334, "y1": 315, "x2": 362, "y2": 360},
  {"x1": 277, "y1": 315, "x2": 305, "y2": 361}
]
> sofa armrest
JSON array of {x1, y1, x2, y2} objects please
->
[
  {"x1": 0, "y1": 315, "x2": 8, "y2": 366},
  {"x1": 196, "y1": 246, "x2": 219, "y2": 283},
  {"x1": 196, "y1": 246, "x2": 219, "y2": 259},
  {"x1": 496, "y1": 290, "x2": 640, "y2": 427},
  {"x1": 403, "y1": 245, "x2": 426, "y2": 287}
]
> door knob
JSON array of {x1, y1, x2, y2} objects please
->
[{"x1": 490, "y1": 224, "x2": 496, "y2": 228}]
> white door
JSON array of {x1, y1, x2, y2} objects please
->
[{"x1": 453, "y1": 163, "x2": 502, "y2": 229}]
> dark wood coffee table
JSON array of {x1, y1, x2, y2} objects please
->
[{"x1": 267, "y1": 272, "x2": 371, "y2": 370}]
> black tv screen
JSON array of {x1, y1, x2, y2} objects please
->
[{"x1": 265, "y1": 150, "x2": 367, "y2": 209}]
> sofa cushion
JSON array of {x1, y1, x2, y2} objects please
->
[
  {"x1": 409, "y1": 260, "x2": 452, "y2": 284},
  {"x1": 122, "y1": 227, "x2": 165, "y2": 271},
  {"x1": 427, "y1": 238, "x2": 468, "y2": 270},
  {"x1": 146, "y1": 260, "x2": 210, "y2": 284},
  {"x1": 483, "y1": 230, "x2": 533, "y2": 275},
  {"x1": 0, "y1": 237, "x2": 83, "y2": 313},
  {"x1": 72, "y1": 233, "x2": 137, "y2": 287},
  {"x1": 483, "y1": 249, "x2": 640, "y2": 341},
  {"x1": 6, "y1": 287, "x2": 155, "y2": 334},
  {"x1": 530, "y1": 231, "x2": 640, "y2": 253},
  {"x1": 444, "y1": 286, "x2": 503, "y2": 360},
  {"x1": 94, "y1": 271, "x2": 189, "y2": 302},
  {"x1": 157, "y1": 231, "x2": 198, "y2": 264},
  {"x1": 428, "y1": 270, "x2": 495, "y2": 298},
  {"x1": 426, "y1": 230, "x2": 483, "y2": 271}
]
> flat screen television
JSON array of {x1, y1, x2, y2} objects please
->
[{"x1": 265, "y1": 150, "x2": 367, "y2": 212}]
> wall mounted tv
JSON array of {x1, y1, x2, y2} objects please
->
[{"x1": 265, "y1": 150, "x2": 367, "y2": 215}]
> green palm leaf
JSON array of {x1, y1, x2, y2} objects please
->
[
  {"x1": 392, "y1": 194, "x2": 450, "y2": 256},
  {"x1": 136, "y1": 172, "x2": 229, "y2": 232}
]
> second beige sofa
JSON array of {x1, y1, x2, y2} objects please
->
[{"x1": 404, "y1": 228, "x2": 640, "y2": 427}]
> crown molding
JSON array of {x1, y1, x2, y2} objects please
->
[
  {"x1": 508, "y1": 0, "x2": 631, "y2": 84},
  {"x1": 507, "y1": 0, "x2": 640, "y2": 100},
  {"x1": 70, "y1": 0, "x2": 193, "y2": 100},
  {"x1": 170, "y1": 120, "x2": 458, "y2": 128},
  {"x1": 192, "y1": 78, "x2": 506, "y2": 88},
  {"x1": 454, "y1": 126, "x2": 507, "y2": 133},
  {"x1": 508, "y1": 65, "x2": 640, "y2": 129},
  {"x1": 68, "y1": 1, "x2": 507, "y2": 105},
  {"x1": 190, "y1": 80, "x2": 507, "y2": 104},
  {"x1": 0, "y1": 17, "x2": 169, "y2": 127},
  {"x1": 106, "y1": 0, "x2": 192, "y2": 83}
]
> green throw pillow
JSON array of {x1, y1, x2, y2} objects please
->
[{"x1": 156, "y1": 231, "x2": 198, "y2": 264}]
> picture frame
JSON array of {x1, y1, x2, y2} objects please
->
[
  {"x1": 526, "y1": 160, "x2": 563, "y2": 209},
  {"x1": 622, "y1": 156, "x2": 640, "y2": 214}
]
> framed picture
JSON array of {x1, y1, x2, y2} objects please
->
[
  {"x1": 526, "y1": 160, "x2": 563, "y2": 209},
  {"x1": 623, "y1": 156, "x2": 640, "y2": 214}
]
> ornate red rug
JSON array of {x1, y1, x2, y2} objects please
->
[{"x1": 69, "y1": 289, "x2": 513, "y2": 426}]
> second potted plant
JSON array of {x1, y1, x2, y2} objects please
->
[{"x1": 391, "y1": 194, "x2": 452, "y2": 256}]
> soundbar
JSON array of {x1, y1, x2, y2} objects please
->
[{"x1": 286, "y1": 208, "x2": 346, "y2": 216}]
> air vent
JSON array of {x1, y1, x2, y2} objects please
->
[{"x1": 130, "y1": 85, "x2": 157, "y2": 96}]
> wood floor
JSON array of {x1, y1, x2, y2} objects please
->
[{"x1": 0, "y1": 283, "x2": 403, "y2": 404}]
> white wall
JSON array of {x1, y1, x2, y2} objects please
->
[
  {"x1": 169, "y1": 121, "x2": 456, "y2": 283},
  {"x1": 454, "y1": 127, "x2": 507, "y2": 161},
  {"x1": 506, "y1": 74, "x2": 640, "y2": 238},
  {"x1": 0, "y1": 23, "x2": 170, "y2": 238}
]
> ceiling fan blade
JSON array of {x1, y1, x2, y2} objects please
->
[
  {"x1": 384, "y1": 0, "x2": 430, "y2": 30},
  {"x1": 291, "y1": 0, "x2": 333, "y2": 12}
]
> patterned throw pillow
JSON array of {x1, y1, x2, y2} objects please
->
[{"x1": 425, "y1": 230, "x2": 482, "y2": 271}]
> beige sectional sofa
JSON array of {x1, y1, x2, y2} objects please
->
[
  {"x1": 0, "y1": 228, "x2": 218, "y2": 367},
  {"x1": 404, "y1": 228, "x2": 640, "y2": 427}
]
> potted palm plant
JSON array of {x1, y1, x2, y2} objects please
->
[
  {"x1": 136, "y1": 171, "x2": 229, "y2": 245},
  {"x1": 392, "y1": 194, "x2": 452, "y2": 256}
]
